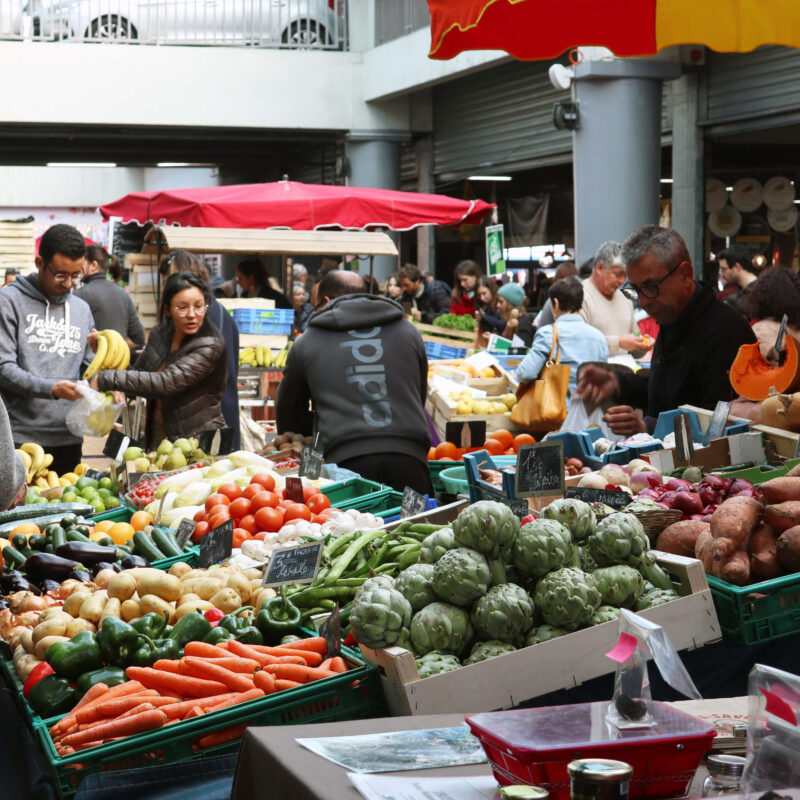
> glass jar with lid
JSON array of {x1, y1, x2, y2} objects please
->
[
  {"x1": 702, "y1": 754, "x2": 746, "y2": 796},
  {"x1": 568, "y1": 758, "x2": 633, "y2": 800}
]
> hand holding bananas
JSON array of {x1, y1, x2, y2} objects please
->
[{"x1": 84, "y1": 329, "x2": 131, "y2": 379}]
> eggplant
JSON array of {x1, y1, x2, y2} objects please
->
[
  {"x1": 120, "y1": 554, "x2": 150, "y2": 570},
  {"x1": 92, "y1": 561, "x2": 122, "y2": 576},
  {"x1": 23, "y1": 552, "x2": 80, "y2": 581},
  {"x1": 38, "y1": 579, "x2": 62, "y2": 594},
  {"x1": 55, "y1": 541, "x2": 117, "y2": 566},
  {"x1": 68, "y1": 569, "x2": 92, "y2": 582},
  {"x1": 1, "y1": 570, "x2": 42, "y2": 595}
]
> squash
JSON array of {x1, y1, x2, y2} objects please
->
[
  {"x1": 730, "y1": 335, "x2": 800, "y2": 401},
  {"x1": 760, "y1": 389, "x2": 800, "y2": 432}
]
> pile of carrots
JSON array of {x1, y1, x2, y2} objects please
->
[{"x1": 48, "y1": 637, "x2": 347, "y2": 756}]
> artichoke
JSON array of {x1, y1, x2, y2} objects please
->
[
  {"x1": 590, "y1": 605, "x2": 621, "y2": 625},
  {"x1": 350, "y1": 576, "x2": 413, "y2": 649},
  {"x1": 452, "y1": 501, "x2": 519, "y2": 583},
  {"x1": 511, "y1": 518, "x2": 578, "y2": 579},
  {"x1": 471, "y1": 583, "x2": 535, "y2": 643},
  {"x1": 588, "y1": 513, "x2": 649, "y2": 565},
  {"x1": 578, "y1": 545, "x2": 600, "y2": 573},
  {"x1": 415, "y1": 651, "x2": 462, "y2": 679},
  {"x1": 524, "y1": 624, "x2": 569, "y2": 646},
  {"x1": 463, "y1": 640, "x2": 517, "y2": 665},
  {"x1": 410, "y1": 602, "x2": 474, "y2": 656},
  {"x1": 542, "y1": 498, "x2": 596, "y2": 541},
  {"x1": 591, "y1": 565, "x2": 645, "y2": 608},
  {"x1": 395, "y1": 563, "x2": 438, "y2": 612},
  {"x1": 432, "y1": 548, "x2": 492, "y2": 607},
  {"x1": 635, "y1": 587, "x2": 681, "y2": 611},
  {"x1": 419, "y1": 528, "x2": 457, "y2": 564},
  {"x1": 533, "y1": 567, "x2": 601, "y2": 631},
  {"x1": 624, "y1": 497, "x2": 660, "y2": 512},
  {"x1": 632, "y1": 550, "x2": 674, "y2": 591}
]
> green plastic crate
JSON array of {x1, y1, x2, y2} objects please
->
[
  {"x1": 351, "y1": 490, "x2": 405, "y2": 519},
  {"x1": 89, "y1": 506, "x2": 131, "y2": 523},
  {"x1": 321, "y1": 477, "x2": 389, "y2": 509},
  {"x1": 710, "y1": 458, "x2": 800, "y2": 485},
  {"x1": 707, "y1": 572, "x2": 800, "y2": 644},
  {"x1": 36, "y1": 650, "x2": 386, "y2": 799},
  {"x1": 429, "y1": 460, "x2": 459, "y2": 493},
  {"x1": 0, "y1": 653, "x2": 41, "y2": 730}
]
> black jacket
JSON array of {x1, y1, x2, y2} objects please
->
[
  {"x1": 402, "y1": 281, "x2": 451, "y2": 324},
  {"x1": 617, "y1": 284, "x2": 756, "y2": 431},
  {"x1": 276, "y1": 294, "x2": 431, "y2": 465},
  {"x1": 206, "y1": 298, "x2": 241, "y2": 450},
  {"x1": 75, "y1": 273, "x2": 145, "y2": 346},
  {"x1": 98, "y1": 317, "x2": 227, "y2": 449}
]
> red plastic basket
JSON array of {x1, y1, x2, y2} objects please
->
[{"x1": 466, "y1": 701, "x2": 715, "y2": 800}]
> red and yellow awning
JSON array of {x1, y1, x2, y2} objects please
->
[{"x1": 428, "y1": 0, "x2": 800, "y2": 61}]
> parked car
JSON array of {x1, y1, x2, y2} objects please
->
[{"x1": 16, "y1": 0, "x2": 343, "y2": 46}]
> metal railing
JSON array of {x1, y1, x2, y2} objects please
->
[
  {"x1": 0, "y1": 0, "x2": 347, "y2": 48},
  {"x1": 375, "y1": 0, "x2": 428, "y2": 45}
]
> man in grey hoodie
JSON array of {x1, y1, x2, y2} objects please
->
[{"x1": 0, "y1": 224, "x2": 95, "y2": 474}]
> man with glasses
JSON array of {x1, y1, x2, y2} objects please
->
[
  {"x1": 0, "y1": 224, "x2": 96, "y2": 474},
  {"x1": 576, "y1": 225, "x2": 755, "y2": 436}
]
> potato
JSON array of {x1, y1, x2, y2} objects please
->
[
  {"x1": 137, "y1": 572, "x2": 181, "y2": 603},
  {"x1": 656, "y1": 520, "x2": 709, "y2": 558},
  {"x1": 710, "y1": 497, "x2": 762, "y2": 547},
  {"x1": 759, "y1": 477, "x2": 800, "y2": 504},
  {"x1": 102, "y1": 597, "x2": 122, "y2": 621},
  {"x1": 226, "y1": 573, "x2": 251, "y2": 603},
  {"x1": 35, "y1": 635, "x2": 69, "y2": 661},
  {"x1": 765, "y1": 502, "x2": 800, "y2": 533},
  {"x1": 181, "y1": 577, "x2": 222, "y2": 600},
  {"x1": 175, "y1": 600, "x2": 213, "y2": 619},
  {"x1": 94, "y1": 569, "x2": 118, "y2": 590},
  {"x1": 243, "y1": 568, "x2": 262, "y2": 582},
  {"x1": 63, "y1": 590, "x2": 92, "y2": 617},
  {"x1": 210, "y1": 587, "x2": 242, "y2": 613},
  {"x1": 776, "y1": 525, "x2": 800, "y2": 573},
  {"x1": 139, "y1": 594, "x2": 177, "y2": 623},
  {"x1": 39, "y1": 607, "x2": 69, "y2": 622},
  {"x1": 179, "y1": 569, "x2": 206, "y2": 582},
  {"x1": 66, "y1": 617, "x2": 96, "y2": 637},
  {"x1": 32, "y1": 614, "x2": 70, "y2": 643},
  {"x1": 748, "y1": 523, "x2": 782, "y2": 580},
  {"x1": 169, "y1": 561, "x2": 193, "y2": 579},
  {"x1": 120, "y1": 598, "x2": 142, "y2": 622},
  {"x1": 179, "y1": 593, "x2": 203, "y2": 606},
  {"x1": 80, "y1": 590, "x2": 108, "y2": 624},
  {"x1": 107, "y1": 572, "x2": 137, "y2": 602}
]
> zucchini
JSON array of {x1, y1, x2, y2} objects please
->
[
  {"x1": 151, "y1": 527, "x2": 182, "y2": 558},
  {"x1": 2, "y1": 546, "x2": 27, "y2": 569},
  {"x1": 27, "y1": 534, "x2": 48, "y2": 551},
  {"x1": 72, "y1": 524, "x2": 92, "y2": 537},
  {"x1": 60, "y1": 514, "x2": 79, "y2": 528},
  {"x1": 65, "y1": 528, "x2": 93, "y2": 545},
  {"x1": 0, "y1": 503, "x2": 94, "y2": 527},
  {"x1": 49, "y1": 527, "x2": 67, "y2": 549},
  {"x1": 11, "y1": 533, "x2": 29, "y2": 550},
  {"x1": 96, "y1": 536, "x2": 114, "y2": 547},
  {"x1": 132, "y1": 531, "x2": 166, "y2": 562}
]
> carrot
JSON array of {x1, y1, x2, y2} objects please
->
[
  {"x1": 198, "y1": 656, "x2": 260, "y2": 674},
  {"x1": 73, "y1": 681, "x2": 110, "y2": 711},
  {"x1": 161, "y1": 694, "x2": 239, "y2": 721},
  {"x1": 274, "y1": 679, "x2": 303, "y2": 692},
  {"x1": 200, "y1": 687, "x2": 263, "y2": 713},
  {"x1": 180, "y1": 657, "x2": 255, "y2": 693},
  {"x1": 75, "y1": 702, "x2": 160, "y2": 733},
  {"x1": 193, "y1": 723, "x2": 249, "y2": 751},
  {"x1": 152, "y1": 659, "x2": 182, "y2": 674},
  {"x1": 184, "y1": 641, "x2": 234, "y2": 659},
  {"x1": 62, "y1": 709, "x2": 167, "y2": 748},
  {"x1": 253, "y1": 669, "x2": 275, "y2": 695},
  {"x1": 125, "y1": 667, "x2": 229, "y2": 697},
  {"x1": 52, "y1": 681, "x2": 145, "y2": 735},
  {"x1": 74, "y1": 693, "x2": 170, "y2": 725},
  {"x1": 246, "y1": 644, "x2": 323, "y2": 666},
  {"x1": 275, "y1": 637, "x2": 328, "y2": 656},
  {"x1": 265, "y1": 664, "x2": 337, "y2": 684},
  {"x1": 319, "y1": 657, "x2": 348, "y2": 673},
  {"x1": 225, "y1": 639, "x2": 303, "y2": 667}
]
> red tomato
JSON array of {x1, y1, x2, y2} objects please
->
[
  {"x1": 191, "y1": 521, "x2": 210, "y2": 543},
  {"x1": 238, "y1": 514, "x2": 259, "y2": 535},
  {"x1": 302, "y1": 486, "x2": 321, "y2": 502},
  {"x1": 307, "y1": 493, "x2": 331, "y2": 514},
  {"x1": 278, "y1": 499, "x2": 294, "y2": 510},
  {"x1": 193, "y1": 509, "x2": 206, "y2": 522},
  {"x1": 205, "y1": 493, "x2": 230, "y2": 512},
  {"x1": 218, "y1": 483, "x2": 243, "y2": 502},
  {"x1": 232, "y1": 528, "x2": 252, "y2": 548},
  {"x1": 228, "y1": 497, "x2": 252, "y2": 521},
  {"x1": 250, "y1": 491, "x2": 279, "y2": 512},
  {"x1": 250, "y1": 472, "x2": 276, "y2": 492},
  {"x1": 206, "y1": 509, "x2": 231, "y2": 530},
  {"x1": 253, "y1": 531, "x2": 267, "y2": 541},
  {"x1": 243, "y1": 483, "x2": 263, "y2": 501},
  {"x1": 254, "y1": 506, "x2": 284, "y2": 533},
  {"x1": 284, "y1": 503, "x2": 312, "y2": 523},
  {"x1": 314, "y1": 507, "x2": 334, "y2": 522}
]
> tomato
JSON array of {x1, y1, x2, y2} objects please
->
[
  {"x1": 232, "y1": 528, "x2": 252, "y2": 548},
  {"x1": 307, "y1": 493, "x2": 331, "y2": 514},
  {"x1": 218, "y1": 483, "x2": 243, "y2": 502},
  {"x1": 205, "y1": 493, "x2": 230, "y2": 512},
  {"x1": 314, "y1": 507, "x2": 334, "y2": 522},
  {"x1": 243, "y1": 483, "x2": 263, "y2": 501},
  {"x1": 228, "y1": 497, "x2": 251, "y2": 521},
  {"x1": 254, "y1": 506, "x2": 284, "y2": 533},
  {"x1": 302, "y1": 485, "x2": 321, "y2": 502},
  {"x1": 238, "y1": 514, "x2": 259, "y2": 535},
  {"x1": 250, "y1": 472, "x2": 276, "y2": 492},
  {"x1": 206, "y1": 509, "x2": 231, "y2": 530},
  {"x1": 191, "y1": 521, "x2": 209, "y2": 543},
  {"x1": 284, "y1": 503, "x2": 312, "y2": 523},
  {"x1": 250, "y1": 491, "x2": 279, "y2": 512},
  {"x1": 193, "y1": 509, "x2": 206, "y2": 522},
  {"x1": 278, "y1": 499, "x2": 295, "y2": 510},
  {"x1": 253, "y1": 531, "x2": 267, "y2": 541}
]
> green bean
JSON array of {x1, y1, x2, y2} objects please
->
[
  {"x1": 374, "y1": 562, "x2": 399, "y2": 574},
  {"x1": 398, "y1": 546, "x2": 421, "y2": 570},
  {"x1": 408, "y1": 523, "x2": 446, "y2": 535},
  {"x1": 324, "y1": 529, "x2": 384, "y2": 586}
]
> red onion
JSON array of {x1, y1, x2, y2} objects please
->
[
  {"x1": 660, "y1": 491, "x2": 678, "y2": 508},
  {"x1": 690, "y1": 514, "x2": 706, "y2": 521},
  {"x1": 700, "y1": 474, "x2": 730, "y2": 493},
  {"x1": 637, "y1": 488, "x2": 661, "y2": 500},
  {"x1": 666, "y1": 478, "x2": 693, "y2": 491},
  {"x1": 670, "y1": 490, "x2": 704, "y2": 515},
  {"x1": 698, "y1": 486, "x2": 720, "y2": 507},
  {"x1": 728, "y1": 478, "x2": 757, "y2": 497}
]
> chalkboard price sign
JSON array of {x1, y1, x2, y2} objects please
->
[
  {"x1": 474, "y1": 484, "x2": 530, "y2": 519},
  {"x1": 175, "y1": 519, "x2": 197, "y2": 550},
  {"x1": 104, "y1": 429, "x2": 143, "y2": 462},
  {"x1": 199, "y1": 519, "x2": 234, "y2": 568},
  {"x1": 86, "y1": 469, "x2": 106, "y2": 481},
  {"x1": 401, "y1": 486, "x2": 428, "y2": 518},
  {"x1": 514, "y1": 441, "x2": 565, "y2": 498},
  {"x1": 445, "y1": 420, "x2": 486, "y2": 448},
  {"x1": 285, "y1": 477, "x2": 305, "y2": 504},
  {"x1": 299, "y1": 445, "x2": 324, "y2": 480},
  {"x1": 565, "y1": 486, "x2": 629, "y2": 510},
  {"x1": 263, "y1": 540, "x2": 325, "y2": 588}
]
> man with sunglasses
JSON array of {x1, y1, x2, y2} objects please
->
[
  {"x1": 575, "y1": 225, "x2": 755, "y2": 436},
  {"x1": 0, "y1": 224, "x2": 96, "y2": 473}
]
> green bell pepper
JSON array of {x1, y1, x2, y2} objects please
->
[
  {"x1": 129, "y1": 636, "x2": 181, "y2": 668},
  {"x1": 96, "y1": 616, "x2": 144, "y2": 668},
  {"x1": 217, "y1": 606, "x2": 263, "y2": 645},
  {"x1": 167, "y1": 611, "x2": 212, "y2": 648},
  {"x1": 256, "y1": 590, "x2": 302, "y2": 645},
  {"x1": 45, "y1": 631, "x2": 103, "y2": 681},
  {"x1": 28, "y1": 674, "x2": 80, "y2": 718},
  {"x1": 76, "y1": 666, "x2": 127, "y2": 694},
  {"x1": 235, "y1": 625, "x2": 264, "y2": 645},
  {"x1": 203, "y1": 626, "x2": 233, "y2": 645},
  {"x1": 131, "y1": 611, "x2": 169, "y2": 640}
]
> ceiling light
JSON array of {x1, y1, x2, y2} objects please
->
[
  {"x1": 47, "y1": 162, "x2": 117, "y2": 168},
  {"x1": 468, "y1": 175, "x2": 512, "y2": 182},
  {"x1": 660, "y1": 178, "x2": 673, "y2": 184},
  {"x1": 157, "y1": 162, "x2": 211, "y2": 167}
]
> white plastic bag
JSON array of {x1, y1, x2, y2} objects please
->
[{"x1": 65, "y1": 383, "x2": 124, "y2": 438}]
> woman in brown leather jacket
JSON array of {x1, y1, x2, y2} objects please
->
[{"x1": 91, "y1": 272, "x2": 227, "y2": 448}]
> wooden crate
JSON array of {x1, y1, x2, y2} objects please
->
[
  {"x1": 0, "y1": 219, "x2": 35, "y2": 274},
  {"x1": 428, "y1": 359, "x2": 519, "y2": 394},
  {"x1": 413, "y1": 320, "x2": 477, "y2": 350},
  {"x1": 359, "y1": 551, "x2": 720, "y2": 716}
]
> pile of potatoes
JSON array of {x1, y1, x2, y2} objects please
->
[{"x1": 263, "y1": 431, "x2": 312, "y2": 457}]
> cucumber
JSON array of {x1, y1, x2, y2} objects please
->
[
  {"x1": 151, "y1": 527, "x2": 182, "y2": 558},
  {"x1": 2, "y1": 546, "x2": 27, "y2": 569},
  {"x1": 96, "y1": 536, "x2": 114, "y2": 547},
  {"x1": 49, "y1": 526, "x2": 67, "y2": 549},
  {"x1": 72, "y1": 525, "x2": 92, "y2": 537},
  {"x1": 27, "y1": 534, "x2": 48, "y2": 551},
  {"x1": 65, "y1": 528, "x2": 93, "y2": 545},
  {"x1": 132, "y1": 531, "x2": 166, "y2": 562},
  {"x1": 0, "y1": 503, "x2": 95, "y2": 527},
  {"x1": 0, "y1": 514, "x2": 74, "y2": 537}
]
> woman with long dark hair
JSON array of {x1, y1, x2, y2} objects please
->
[{"x1": 450, "y1": 260, "x2": 483, "y2": 315}]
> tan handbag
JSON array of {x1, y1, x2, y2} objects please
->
[{"x1": 509, "y1": 324, "x2": 571, "y2": 433}]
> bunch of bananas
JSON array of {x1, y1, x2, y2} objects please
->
[
  {"x1": 84, "y1": 329, "x2": 131, "y2": 380},
  {"x1": 239, "y1": 345, "x2": 274, "y2": 368},
  {"x1": 273, "y1": 342, "x2": 291, "y2": 369},
  {"x1": 16, "y1": 442, "x2": 59, "y2": 489}
]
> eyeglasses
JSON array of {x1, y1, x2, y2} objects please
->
[
  {"x1": 621, "y1": 261, "x2": 683, "y2": 301},
  {"x1": 46, "y1": 263, "x2": 82, "y2": 284},
  {"x1": 173, "y1": 303, "x2": 208, "y2": 317}
]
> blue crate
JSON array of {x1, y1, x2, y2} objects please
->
[
  {"x1": 232, "y1": 308, "x2": 294, "y2": 335},
  {"x1": 424, "y1": 341, "x2": 468, "y2": 360}
]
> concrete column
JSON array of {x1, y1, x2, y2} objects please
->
[
  {"x1": 572, "y1": 59, "x2": 681, "y2": 264},
  {"x1": 670, "y1": 71, "x2": 704, "y2": 276},
  {"x1": 345, "y1": 131, "x2": 406, "y2": 281},
  {"x1": 415, "y1": 134, "x2": 435, "y2": 274}
]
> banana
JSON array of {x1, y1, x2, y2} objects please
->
[
  {"x1": 21, "y1": 442, "x2": 45, "y2": 475},
  {"x1": 100, "y1": 330, "x2": 120, "y2": 370},
  {"x1": 16, "y1": 448, "x2": 31, "y2": 471},
  {"x1": 42, "y1": 453, "x2": 53, "y2": 469},
  {"x1": 106, "y1": 330, "x2": 128, "y2": 369},
  {"x1": 116, "y1": 341, "x2": 131, "y2": 371},
  {"x1": 84, "y1": 333, "x2": 109, "y2": 379},
  {"x1": 61, "y1": 472, "x2": 79, "y2": 484},
  {"x1": 34, "y1": 476, "x2": 49, "y2": 489},
  {"x1": 74, "y1": 463, "x2": 88, "y2": 477},
  {"x1": 58, "y1": 477, "x2": 72, "y2": 487},
  {"x1": 46, "y1": 470, "x2": 59, "y2": 489}
]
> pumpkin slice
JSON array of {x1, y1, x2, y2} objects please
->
[{"x1": 730, "y1": 335, "x2": 800, "y2": 401}]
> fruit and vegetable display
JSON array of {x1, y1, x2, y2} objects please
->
[
  {"x1": 238, "y1": 343, "x2": 291, "y2": 368},
  {"x1": 760, "y1": 388, "x2": 800, "y2": 432},
  {"x1": 427, "y1": 430, "x2": 536, "y2": 462},
  {"x1": 123, "y1": 437, "x2": 211, "y2": 474},
  {"x1": 431, "y1": 313, "x2": 476, "y2": 332},
  {"x1": 428, "y1": 359, "x2": 499, "y2": 381},
  {"x1": 262, "y1": 431, "x2": 314, "y2": 458},
  {"x1": 27, "y1": 473, "x2": 121, "y2": 515},
  {"x1": 15, "y1": 442, "x2": 66, "y2": 491},
  {"x1": 348, "y1": 499, "x2": 680, "y2": 678},
  {"x1": 82, "y1": 329, "x2": 131, "y2": 378},
  {"x1": 445, "y1": 389, "x2": 518, "y2": 417}
]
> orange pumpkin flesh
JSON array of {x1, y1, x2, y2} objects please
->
[{"x1": 730, "y1": 335, "x2": 800, "y2": 401}]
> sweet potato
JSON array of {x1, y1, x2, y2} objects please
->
[
  {"x1": 748, "y1": 523, "x2": 782, "y2": 580},
  {"x1": 710, "y1": 496, "x2": 762, "y2": 547},
  {"x1": 764, "y1": 501, "x2": 800, "y2": 533},
  {"x1": 776, "y1": 525, "x2": 800, "y2": 573},
  {"x1": 718, "y1": 549, "x2": 751, "y2": 586},
  {"x1": 759, "y1": 477, "x2": 800, "y2": 504},
  {"x1": 695, "y1": 529, "x2": 714, "y2": 574},
  {"x1": 656, "y1": 520, "x2": 710, "y2": 558},
  {"x1": 786, "y1": 463, "x2": 800, "y2": 478}
]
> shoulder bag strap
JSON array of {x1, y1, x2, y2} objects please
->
[{"x1": 546, "y1": 324, "x2": 561, "y2": 364}]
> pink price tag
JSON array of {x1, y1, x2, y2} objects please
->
[
  {"x1": 605, "y1": 632, "x2": 638, "y2": 664},
  {"x1": 759, "y1": 687, "x2": 798, "y2": 726}
]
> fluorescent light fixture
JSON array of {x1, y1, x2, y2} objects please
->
[
  {"x1": 468, "y1": 175, "x2": 512, "y2": 182},
  {"x1": 156, "y1": 162, "x2": 208, "y2": 167},
  {"x1": 660, "y1": 178, "x2": 673, "y2": 183},
  {"x1": 725, "y1": 186, "x2": 734, "y2": 191},
  {"x1": 47, "y1": 162, "x2": 117, "y2": 168}
]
